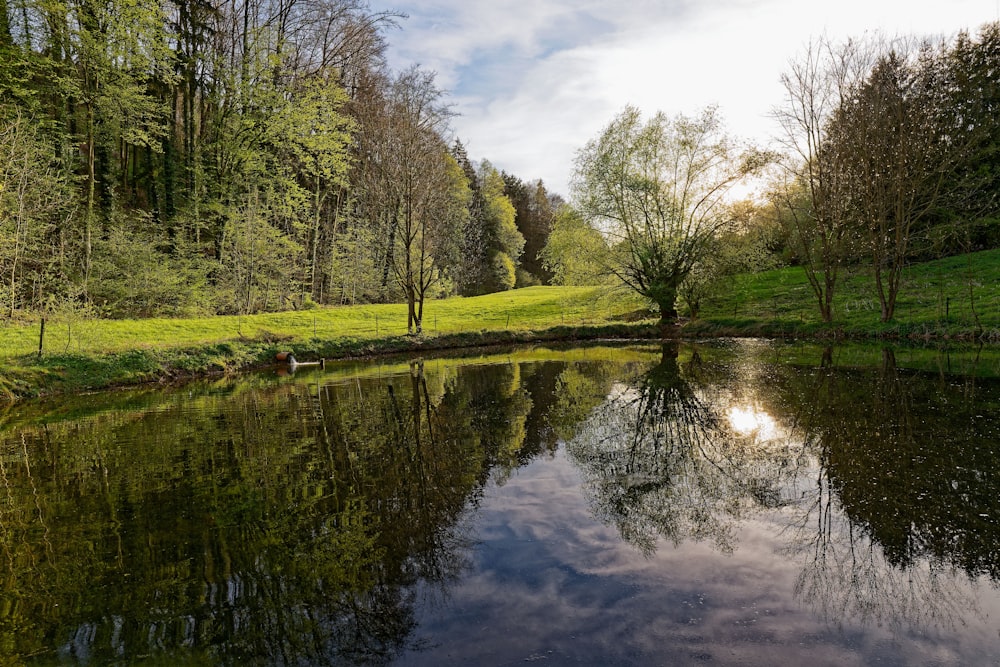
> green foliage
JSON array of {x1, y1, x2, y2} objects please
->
[
  {"x1": 503, "y1": 172, "x2": 556, "y2": 284},
  {"x1": 459, "y1": 161, "x2": 525, "y2": 295},
  {"x1": 491, "y1": 251, "x2": 517, "y2": 291},
  {"x1": 679, "y1": 200, "x2": 786, "y2": 318},
  {"x1": 540, "y1": 205, "x2": 610, "y2": 286},
  {"x1": 89, "y1": 212, "x2": 213, "y2": 318},
  {"x1": 574, "y1": 105, "x2": 768, "y2": 322},
  {"x1": 776, "y1": 25, "x2": 1000, "y2": 323},
  {"x1": 216, "y1": 194, "x2": 305, "y2": 314},
  {"x1": 0, "y1": 0, "x2": 399, "y2": 319},
  {"x1": 481, "y1": 164, "x2": 524, "y2": 292},
  {"x1": 0, "y1": 107, "x2": 74, "y2": 317}
]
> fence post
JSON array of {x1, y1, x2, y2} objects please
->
[{"x1": 38, "y1": 317, "x2": 45, "y2": 359}]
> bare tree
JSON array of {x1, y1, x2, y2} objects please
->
[
  {"x1": 772, "y1": 36, "x2": 876, "y2": 322},
  {"x1": 355, "y1": 67, "x2": 465, "y2": 333}
]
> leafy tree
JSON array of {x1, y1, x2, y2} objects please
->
[
  {"x1": 452, "y1": 139, "x2": 486, "y2": 293},
  {"x1": 480, "y1": 162, "x2": 523, "y2": 291},
  {"x1": 774, "y1": 28, "x2": 1000, "y2": 325},
  {"x1": 216, "y1": 188, "x2": 303, "y2": 314},
  {"x1": 65, "y1": 0, "x2": 176, "y2": 290},
  {"x1": 88, "y1": 211, "x2": 212, "y2": 317},
  {"x1": 943, "y1": 23, "x2": 1000, "y2": 251},
  {"x1": 502, "y1": 172, "x2": 556, "y2": 285},
  {"x1": 266, "y1": 73, "x2": 354, "y2": 302},
  {"x1": 540, "y1": 205, "x2": 610, "y2": 286},
  {"x1": 459, "y1": 160, "x2": 523, "y2": 295},
  {"x1": 573, "y1": 105, "x2": 768, "y2": 324},
  {"x1": 0, "y1": 107, "x2": 72, "y2": 317}
]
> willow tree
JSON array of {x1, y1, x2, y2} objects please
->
[{"x1": 573, "y1": 105, "x2": 767, "y2": 324}]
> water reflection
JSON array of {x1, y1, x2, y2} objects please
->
[
  {"x1": 567, "y1": 343, "x2": 806, "y2": 556},
  {"x1": 566, "y1": 341, "x2": 1000, "y2": 634},
  {"x1": 726, "y1": 405, "x2": 778, "y2": 439},
  {"x1": 0, "y1": 342, "x2": 997, "y2": 663}
]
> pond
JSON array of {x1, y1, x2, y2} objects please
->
[{"x1": 1, "y1": 339, "x2": 998, "y2": 665}]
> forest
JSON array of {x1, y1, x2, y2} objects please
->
[
  {"x1": 0, "y1": 0, "x2": 557, "y2": 332},
  {"x1": 0, "y1": 0, "x2": 998, "y2": 330}
]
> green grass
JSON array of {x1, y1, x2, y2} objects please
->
[
  {"x1": 692, "y1": 248, "x2": 1000, "y2": 340},
  {"x1": 0, "y1": 286, "x2": 653, "y2": 401},
  {"x1": 2, "y1": 250, "x2": 998, "y2": 403},
  {"x1": 0, "y1": 285, "x2": 643, "y2": 359}
]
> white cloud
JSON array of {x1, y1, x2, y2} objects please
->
[{"x1": 371, "y1": 0, "x2": 1000, "y2": 196}]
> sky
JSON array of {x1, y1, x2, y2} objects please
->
[{"x1": 366, "y1": 0, "x2": 1000, "y2": 198}]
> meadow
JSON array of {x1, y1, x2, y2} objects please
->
[
  {"x1": 694, "y1": 248, "x2": 1000, "y2": 339},
  {"x1": 1, "y1": 249, "x2": 997, "y2": 401}
]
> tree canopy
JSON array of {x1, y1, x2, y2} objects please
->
[
  {"x1": 573, "y1": 105, "x2": 769, "y2": 323},
  {"x1": 0, "y1": 0, "x2": 543, "y2": 323}
]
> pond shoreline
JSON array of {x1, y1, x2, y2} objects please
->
[
  {"x1": 2, "y1": 318, "x2": 996, "y2": 404},
  {"x1": 0, "y1": 322, "x2": 663, "y2": 403}
]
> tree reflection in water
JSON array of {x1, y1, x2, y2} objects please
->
[
  {"x1": 782, "y1": 346, "x2": 999, "y2": 631},
  {"x1": 566, "y1": 341, "x2": 1000, "y2": 631},
  {"x1": 0, "y1": 357, "x2": 550, "y2": 664},
  {"x1": 567, "y1": 342, "x2": 805, "y2": 555}
]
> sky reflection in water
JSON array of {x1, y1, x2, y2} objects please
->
[{"x1": 400, "y1": 447, "x2": 999, "y2": 667}]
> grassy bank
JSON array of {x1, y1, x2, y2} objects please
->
[
  {"x1": 2, "y1": 250, "x2": 998, "y2": 402},
  {"x1": 690, "y1": 248, "x2": 1000, "y2": 340},
  {"x1": 0, "y1": 286, "x2": 654, "y2": 401}
]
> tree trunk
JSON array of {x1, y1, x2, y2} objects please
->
[
  {"x1": 84, "y1": 102, "x2": 96, "y2": 295},
  {"x1": 311, "y1": 176, "x2": 322, "y2": 299},
  {"x1": 658, "y1": 299, "x2": 679, "y2": 338}
]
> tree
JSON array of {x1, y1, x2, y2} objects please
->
[
  {"x1": 539, "y1": 205, "x2": 609, "y2": 286},
  {"x1": 452, "y1": 139, "x2": 486, "y2": 293},
  {"x1": 815, "y1": 32, "x2": 999, "y2": 323},
  {"x1": 479, "y1": 162, "x2": 523, "y2": 292},
  {"x1": 830, "y1": 45, "x2": 956, "y2": 322},
  {"x1": 458, "y1": 159, "x2": 523, "y2": 295},
  {"x1": 772, "y1": 36, "x2": 875, "y2": 322},
  {"x1": 0, "y1": 0, "x2": 406, "y2": 317},
  {"x1": 573, "y1": 105, "x2": 767, "y2": 324},
  {"x1": 678, "y1": 199, "x2": 784, "y2": 319},
  {"x1": 267, "y1": 73, "x2": 354, "y2": 302},
  {"x1": 0, "y1": 108, "x2": 71, "y2": 317},
  {"x1": 354, "y1": 67, "x2": 466, "y2": 332},
  {"x1": 940, "y1": 23, "x2": 1000, "y2": 252},
  {"x1": 502, "y1": 172, "x2": 556, "y2": 285},
  {"x1": 65, "y1": 0, "x2": 176, "y2": 291}
]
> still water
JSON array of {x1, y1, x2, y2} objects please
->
[{"x1": 1, "y1": 340, "x2": 998, "y2": 665}]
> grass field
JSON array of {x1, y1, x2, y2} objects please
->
[
  {"x1": 0, "y1": 285, "x2": 644, "y2": 360},
  {"x1": 0, "y1": 249, "x2": 997, "y2": 401},
  {"x1": 0, "y1": 285, "x2": 651, "y2": 401},
  {"x1": 693, "y1": 248, "x2": 1000, "y2": 339}
]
